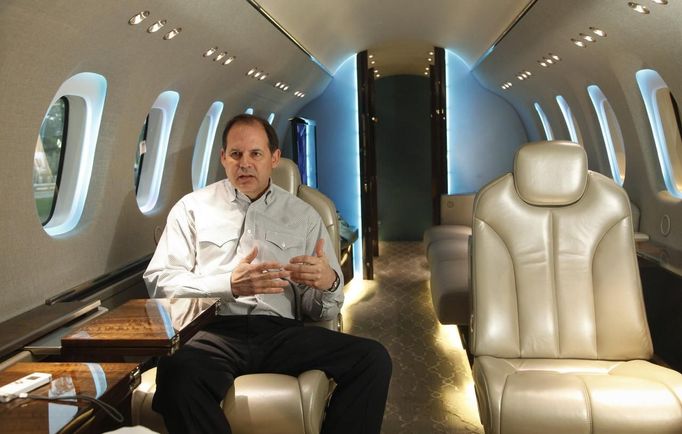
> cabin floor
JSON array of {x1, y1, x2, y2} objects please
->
[{"x1": 342, "y1": 241, "x2": 483, "y2": 434}]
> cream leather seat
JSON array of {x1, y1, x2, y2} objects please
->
[
  {"x1": 471, "y1": 141, "x2": 682, "y2": 434},
  {"x1": 132, "y1": 158, "x2": 341, "y2": 434}
]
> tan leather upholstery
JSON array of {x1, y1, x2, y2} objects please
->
[
  {"x1": 133, "y1": 368, "x2": 332, "y2": 434},
  {"x1": 423, "y1": 194, "x2": 474, "y2": 325},
  {"x1": 132, "y1": 159, "x2": 342, "y2": 434},
  {"x1": 471, "y1": 140, "x2": 682, "y2": 434}
]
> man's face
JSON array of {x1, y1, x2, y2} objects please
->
[{"x1": 221, "y1": 121, "x2": 280, "y2": 200}]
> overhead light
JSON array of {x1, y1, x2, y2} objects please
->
[
  {"x1": 425, "y1": 67, "x2": 430, "y2": 71},
  {"x1": 580, "y1": 33, "x2": 596, "y2": 43},
  {"x1": 259, "y1": 74, "x2": 267, "y2": 80},
  {"x1": 247, "y1": 68, "x2": 257, "y2": 76},
  {"x1": 571, "y1": 38, "x2": 587, "y2": 48},
  {"x1": 129, "y1": 11, "x2": 150, "y2": 25},
  {"x1": 147, "y1": 20, "x2": 166, "y2": 33},
  {"x1": 254, "y1": 71, "x2": 262, "y2": 78},
  {"x1": 163, "y1": 28, "x2": 182, "y2": 40},
  {"x1": 283, "y1": 86, "x2": 289, "y2": 91},
  {"x1": 425, "y1": 72, "x2": 429, "y2": 76},
  {"x1": 628, "y1": 2, "x2": 650, "y2": 14},
  {"x1": 222, "y1": 56, "x2": 235, "y2": 65},
  {"x1": 549, "y1": 54, "x2": 560, "y2": 61},
  {"x1": 524, "y1": 70, "x2": 532, "y2": 76},
  {"x1": 376, "y1": 74, "x2": 381, "y2": 78},
  {"x1": 371, "y1": 60, "x2": 375, "y2": 65},
  {"x1": 538, "y1": 61, "x2": 548, "y2": 67},
  {"x1": 429, "y1": 51, "x2": 434, "y2": 56},
  {"x1": 517, "y1": 75, "x2": 524, "y2": 81},
  {"x1": 428, "y1": 57, "x2": 433, "y2": 62},
  {"x1": 369, "y1": 54, "x2": 374, "y2": 59},
  {"x1": 545, "y1": 57, "x2": 554, "y2": 64},
  {"x1": 590, "y1": 27, "x2": 607, "y2": 37},
  {"x1": 204, "y1": 47, "x2": 218, "y2": 57},
  {"x1": 651, "y1": 0, "x2": 668, "y2": 4},
  {"x1": 214, "y1": 52, "x2": 227, "y2": 62}
]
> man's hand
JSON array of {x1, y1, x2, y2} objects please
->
[
  {"x1": 284, "y1": 239, "x2": 336, "y2": 290},
  {"x1": 231, "y1": 247, "x2": 290, "y2": 297}
]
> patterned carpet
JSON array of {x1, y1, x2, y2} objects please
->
[{"x1": 341, "y1": 241, "x2": 483, "y2": 434}]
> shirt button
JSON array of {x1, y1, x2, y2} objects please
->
[
  {"x1": 247, "y1": 230, "x2": 251, "y2": 234},
  {"x1": 282, "y1": 242, "x2": 286, "y2": 248}
]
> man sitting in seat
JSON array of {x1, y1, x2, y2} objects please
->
[{"x1": 144, "y1": 114, "x2": 392, "y2": 434}]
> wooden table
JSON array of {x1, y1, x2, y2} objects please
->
[
  {"x1": 0, "y1": 362, "x2": 140, "y2": 434},
  {"x1": 61, "y1": 298, "x2": 220, "y2": 359}
]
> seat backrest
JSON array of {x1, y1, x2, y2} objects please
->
[
  {"x1": 272, "y1": 158, "x2": 340, "y2": 260},
  {"x1": 471, "y1": 141, "x2": 653, "y2": 361},
  {"x1": 440, "y1": 194, "x2": 475, "y2": 226}
]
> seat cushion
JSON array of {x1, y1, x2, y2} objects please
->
[
  {"x1": 132, "y1": 367, "x2": 333, "y2": 434},
  {"x1": 429, "y1": 257, "x2": 470, "y2": 325},
  {"x1": 473, "y1": 356, "x2": 682, "y2": 434},
  {"x1": 423, "y1": 225, "x2": 471, "y2": 262}
]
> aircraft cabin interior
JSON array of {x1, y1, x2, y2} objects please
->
[{"x1": 1, "y1": 0, "x2": 682, "y2": 433}]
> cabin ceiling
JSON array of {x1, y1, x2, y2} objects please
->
[{"x1": 255, "y1": 0, "x2": 534, "y2": 77}]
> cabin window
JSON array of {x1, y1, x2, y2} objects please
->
[
  {"x1": 36, "y1": 72, "x2": 107, "y2": 236},
  {"x1": 533, "y1": 102, "x2": 555, "y2": 140},
  {"x1": 34, "y1": 97, "x2": 68, "y2": 225},
  {"x1": 556, "y1": 95, "x2": 583, "y2": 145},
  {"x1": 587, "y1": 85, "x2": 626, "y2": 185},
  {"x1": 636, "y1": 69, "x2": 682, "y2": 197},
  {"x1": 191, "y1": 101, "x2": 224, "y2": 190},
  {"x1": 267, "y1": 112, "x2": 275, "y2": 124},
  {"x1": 135, "y1": 91, "x2": 180, "y2": 214},
  {"x1": 244, "y1": 107, "x2": 254, "y2": 115}
]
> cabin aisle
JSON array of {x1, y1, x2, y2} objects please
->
[{"x1": 341, "y1": 241, "x2": 483, "y2": 434}]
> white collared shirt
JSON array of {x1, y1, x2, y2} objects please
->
[{"x1": 143, "y1": 179, "x2": 344, "y2": 320}]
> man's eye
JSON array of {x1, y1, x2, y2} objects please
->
[
  {"x1": 251, "y1": 151, "x2": 263, "y2": 159},
  {"x1": 230, "y1": 152, "x2": 241, "y2": 159}
]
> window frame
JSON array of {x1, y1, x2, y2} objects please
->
[
  {"x1": 191, "y1": 101, "x2": 224, "y2": 190},
  {"x1": 533, "y1": 102, "x2": 555, "y2": 140},
  {"x1": 555, "y1": 95, "x2": 583, "y2": 145},
  {"x1": 587, "y1": 85, "x2": 627, "y2": 185}
]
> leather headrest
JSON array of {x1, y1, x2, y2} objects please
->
[
  {"x1": 514, "y1": 141, "x2": 588, "y2": 206},
  {"x1": 271, "y1": 158, "x2": 301, "y2": 194}
]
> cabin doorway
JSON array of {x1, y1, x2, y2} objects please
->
[{"x1": 374, "y1": 75, "x2": 432, "y2": 241}]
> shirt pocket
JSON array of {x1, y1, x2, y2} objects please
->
[{"x1": 265, "y1": 230, "x2": 305, "y2": 253}]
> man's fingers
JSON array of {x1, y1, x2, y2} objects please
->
[
  {"x1": 251, "y1": 261, "x2": 288, "y2": 273},
  {"x1": 314, "y1": 239, "x2": 325, "y2": 257},
  {"x1": 240, "y1": 247, "x2": 259, "y2": 264}
]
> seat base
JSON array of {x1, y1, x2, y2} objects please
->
[{"x1": 473, "y1": 356, "x2": 682, "y2": 434}]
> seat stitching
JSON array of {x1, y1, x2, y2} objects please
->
[
  {"x1": 550, "y1": 210, "x2": 561, "y2": 357},
  {"x1": 577, "y1": 374, "x2": 594, "y2": 434},
  {"x1": 475, "y1": 219, "x2": 519, "y2": 356}
]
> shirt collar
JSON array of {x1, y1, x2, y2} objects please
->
[{"x1": 224, "y1": 179, "x2": 275, "y2": 205}]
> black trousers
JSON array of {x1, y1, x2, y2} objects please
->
[{"x1": 153, "y1": 315, "x2": 392, "y2": 434}]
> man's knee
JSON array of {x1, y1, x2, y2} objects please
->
[{"x1": 365, "y1": 339, "x2": 392, "y2": 376}]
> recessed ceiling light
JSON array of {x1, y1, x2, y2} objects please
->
[
  {"x1": 427, "y1": 58, "x2": 432, "y2": 62},
  {"x1": 652, "y1": 0, "x2": 668, "y2": 4},
  {"x1": 524, "y1": 70, "x2": 532, "y2": 76},
  {"x1": 549, "y1": 54, "x2": 560, "y2": 61},
  {"x1": 545, "y1": 57, "x2": 554, "y2": 64},
  {"x1": 580, "y1": 33, "x2": 596, "y2": 43},
  {"x1": 425, "y1": 72, "x2": 429, "y2": 76},
  {"x1": 369, "y1": 54, "x2": 374, "y2": 59},
  {"x1": 538, "y1": 61, "x2": 548, "y2": 67},
  {"x1": 247, "y1": 68, "x2": 257, "y2": 76},
  {"x1": 214, "y1": 52, "x2": 227, "y2": 62},
  {"x1": 628, "y1": 2, "x2": 650, "y2": 14},
  {"x1": 129, "y1": 11, "x2": 150, "y2": 25},
  {"x1": 590, "y1": 27, "x2": 607, "y2": 37},
  {"x1": 259, "y1": 74, "x2": 267, "y2": 80},
  {"x1": 371, "y1": 60, "x2": 375, "y2": 65},
  {"x1": 254, "y1": 71, "x2": 262, "y2": 78},
  {"x1": 517, "y1": 75, "x2": 524, "y2": 81},
  {"x1": 203, "y1": 47, "x2": 218, "y2": 57},
  {"x1": 222, "y1": 56, "x2": 235, "y2": 65},
  {"x1": 376, "y1": 74, "x2": 381, "y2": 78},
  {"x1": 571, "y1": 38, "x2": 587, "y2": 48},
  {"x1": 429, "y1": 51, "x2": 434, "y2": 56},
  {"x1": 283, "y1": 86, "x2": 289, "y2": 91},
  {"x1": 163, "y1": 28, "x2": 182, "y2": 40},
  {"x1": 147, "y1": 20, "x2": 166, "y2": 33}
]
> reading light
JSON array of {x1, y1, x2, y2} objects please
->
[
  {"x1": 147, "y1": 20, "x2": 166, "y2": 33},
  {"x1": 572, "y1": 38, "x2": 586, "y2": 48},
  {"x1": 628, "y1": 2, "x2": 650, "y2": 14},
  {"x1": 428, "y1": 57, "x2": 433, "y2": 62},
  {"x1": 371, "y1": 60, "x2": 375, "y2": 65},
  {"x1": 254, "y1": 71, "x2": 262, "y2": 78},
  {"x1": 163, "y1": 28, "x2": 181, "y2": 40},
  {"x1": 375, "y1": 74, "x2": 381, "y2": 78},
  {"x1": 204, "y1": 47, "x2": 218, "y2": 57},
  {"x1": 590, "y1": 27, "x2": 607, "y2": 37},
  {"x1": 652, "y1": 0, "x2": 668, "y2": 4},
  {"x1": 283, "y1": 86, "x2": 289, "y2": 91},
  {"x1": 369, "y1": 54, "x2": 374, "y2": 59},
  {"x1": 545, "y1": 57, "x2": 554, "y2": 64},
  {"x1": 539, "y1": 61, "x2": 548, "y2": 67},
  {"x1": 222, "y1": 56, "x2": 235, "y2": 65},
  {"x1": 429, "y1": 51, "x2": 434, "y2": 56},
  {"x1": 580, "y1": 33, "x2": 596, "y2": 42},
  {"x1": 517, "y1": 75, "x2": 524, "y2": 81},
  {"x1": 247, "y1": 68, "x2": 257, "y2": 76},
  {"x1": 524, "y1": 70, "x2": 532, "y2": 76},
  {"x1": 259, "y1": 74, "x2": 267, "y2": 80},
  {"x1": 129, "y1": 11, "x2": 150, "y2": 25},
  {"x1": 549, "y1": 54, "x2": 560, "y2": 61},
  {"x1": 425, "y1": 72, "x2": 429, "y2": 76},
  {"x1": 214, "y1": 52, "x2": 227, "y2": 62}
]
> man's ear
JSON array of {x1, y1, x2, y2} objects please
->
[{"x1": 271, "y1": 149, "x2": 281, "y2": 167}]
